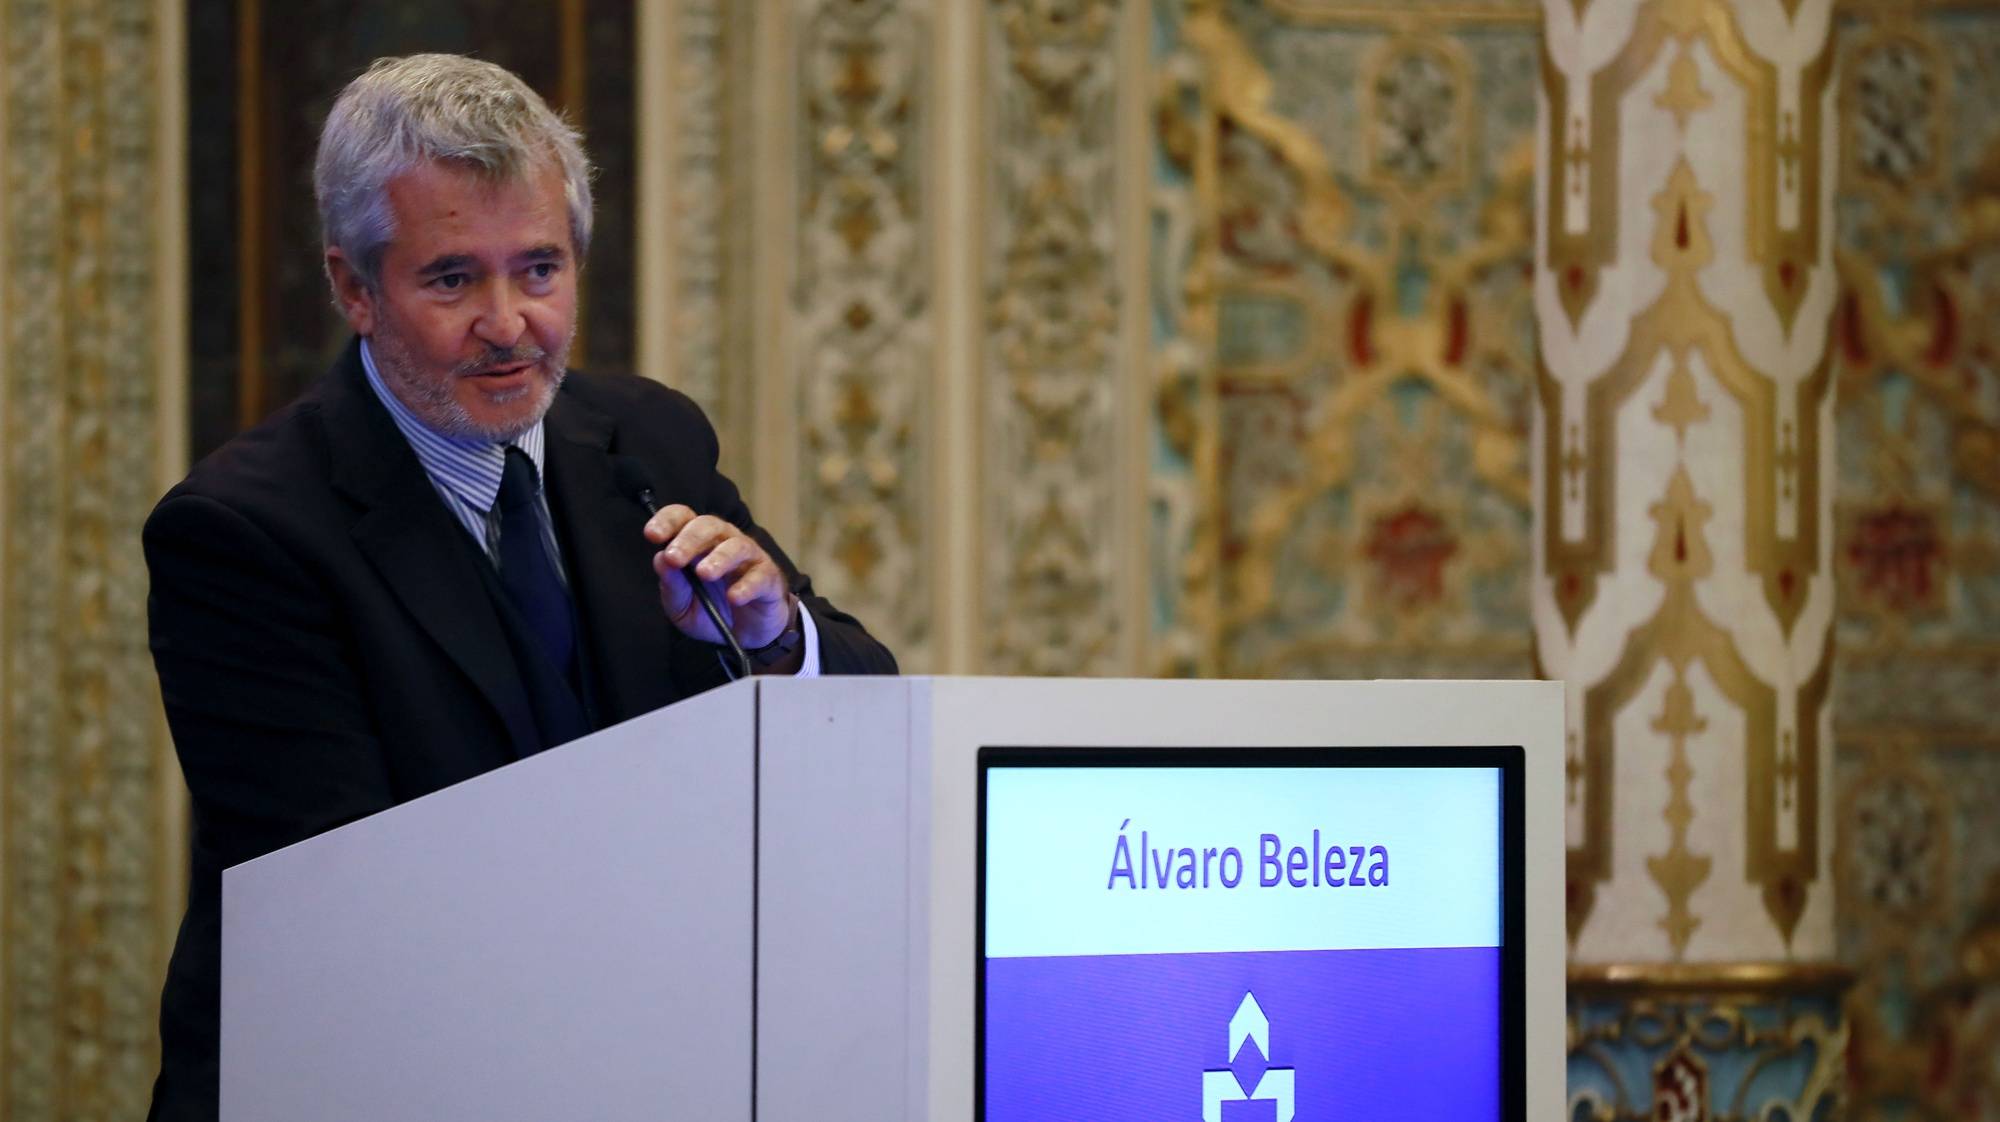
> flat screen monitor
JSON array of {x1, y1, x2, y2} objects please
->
[{"x1": 978, "y1": 745, "x2": 1524, "y2": 1121}]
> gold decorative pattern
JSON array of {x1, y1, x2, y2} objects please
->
[
  {"x1": 1842, "y1": 22, "x2": 1945, "y2": 211},
  {"x1": 2, "y1": 0, "x2": 181, "y2": 1115},
  {"x1": 1655, "y1": 48, "x2": 1710, "y2": 130},
  {"x1": 797, "y1": 0, "x2": 932, "y2": 668},
  {"x1": 1542, "y1": 0, "x2": 1832, "y2": 336},
  {"x1": 1829, "y1": 12, "x2": 2000, "y2": 1108},
  {"x1": 1568, "y1": 960, "x2": 1855, "y2": 996},
  {"x1": 983, "y1": 0, "x2": 1123, "y2": 674},
  {"x1": 1648, "y1": 645, "x2": 1713, "y2": 957},
  {"x1": 1538, "y1": 0, "x2": 1838, "y2": 963},
  {"x1": 1155, "y1": 2, "x2": 1539, "y2": 680},
  {"x1": 670, "y1": 0, "x2": 731, "y2": 431},
  {"x1": 1267, "y1": 0, "x2": 1540, "y2": 21},
  {"x1": 1562, "y1": 161, "x2": 1830, "y2": 949},
  {"x1": 1359, "y1": 37, "x2": 1472, "y2": 210}
]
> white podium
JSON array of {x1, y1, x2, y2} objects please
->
[{"x1": 220, "y1": 676, "x2": 1564, "y2": 1121}]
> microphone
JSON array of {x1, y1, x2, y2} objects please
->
[{"x1": 612, "y1": 456, "x2": 752, "y2": 682}]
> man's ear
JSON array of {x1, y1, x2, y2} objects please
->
[{"x1": 325, "y1": 247, "x2": 378, "y2": 336}]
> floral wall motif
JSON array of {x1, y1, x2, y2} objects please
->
[
  {"x1": 982, "y1": 0, "x2": 1128, "y2": 675},
  {"x1": 1, "y1": 0, "x2": 183, "y2": 1116},
  {"x1": 667, "y1": 0, "x2": 733, "y2": 442},
  {"x1": 795, "y1": 0, "x2": 934, "y2": 668},
  {"x1": 1150, "y1": 0, "x2": 1542, "y2": 680},
  {"x1": 1831, "y1": 6, "x2": 2000, "y2": 1119}
]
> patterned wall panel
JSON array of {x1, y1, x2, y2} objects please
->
[
  {"x1": 1150, "y1": 0, "x2": 1542, "y2": 680},
  {"x1": 1567, "y1": 979, "x2": 1848, "y2": 1122},
  {"x1": 1534, "y1": 0, "x2": 1840, "y2": 967},
  {"x1": 981, "y1": 0, "x2": 1128, "y2": 675},
  {"x1": 0, "y1": 0, "x2": 183, "y2": 1117},
  {"x1": 1831, "y1": 7, "x2": 2000, "y2": 1118},
  {"x1": 1534, "y1": 3, "x2": 1852, "y2": 1116},
  {"x1": 664, "y1": 0, "x2": 733, "y2": 439},
  {"x1": 794, "y1": 0, "x2": 934, "y2": 668}
]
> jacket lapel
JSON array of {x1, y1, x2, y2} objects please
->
[
  {"x1": 320, "y1": 341, "x2": 542, "y2": 759},
  {"x1": 541, "y1": 390, "x2": 691, "y2": 722}
]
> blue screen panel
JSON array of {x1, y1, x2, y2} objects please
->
[{"x1": 977, "y1": 748, "x2": 1521, "y2": 1122}]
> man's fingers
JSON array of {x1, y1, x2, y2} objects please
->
[
  {"x1": 692, "y1": 535, "x2": 756, "y2": 583},
  {"x1": 662, "y1": 514, "x2": 738, "y2": 568},
  {"x1": 653, "y1": 550, "x2": 695, "y2": 611},
  {"x1": 646, "y1": 512, "x2": 790, "y2": 648},
  {"x1": 643, "y1": 504, "x2": 697, "y2": 545},
  {"x1": 725, "y1": 559, "x2": 786, "y2": 607}
]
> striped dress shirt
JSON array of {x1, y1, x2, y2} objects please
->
[
  {"x1": 359, "y1": 339, "x2": 820, "y2": 676},
  {"x1": 360, "y1": 339, "x2": 567, "y2": 581}
]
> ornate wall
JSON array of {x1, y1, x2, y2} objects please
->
[
  {"x1": 639, "y1": 9, "x2": 1991, "y2": 1120},
  {"x1": 1534, "y1": 0, "x2": 1848, "y2": 1116},
  {"x1": 639, "y1": 0, "x2": 1156, "y2": 675},
  {"x1": 1537, "y1": 0, "x2": 1841, "y2": 967},
  {"x1": 0, "y1": 0, "x2": 188, "y2": 1117},
  {"x1": 1150, "y1": 0, "x2": 1543, "y2": 680},
  {"x1": 2, "y1": 0, "x2": 1995, "y2": 1114},
  {"x1": 1832, "y1": 4, "x2": 2000, "y2": 1117}
]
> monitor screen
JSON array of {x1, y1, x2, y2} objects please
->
[{"x1": 977, "y1": 746, "x2": 1523, "y2": 1121}]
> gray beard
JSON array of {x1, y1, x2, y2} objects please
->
[{"x1": 369, "y1": 317, "x2": 570, "y2": 443}]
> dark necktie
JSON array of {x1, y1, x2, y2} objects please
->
[{"x1": 497, "y1": 447, "x2": 576, "y2": 675}]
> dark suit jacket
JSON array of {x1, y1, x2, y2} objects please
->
[{"x1": 143, "y1": 340, "x2": 895, "y2": 1120}]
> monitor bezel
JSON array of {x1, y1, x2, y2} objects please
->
[{"x1": 973, "y1": 743, "x2": 1527, "y2": 1122}]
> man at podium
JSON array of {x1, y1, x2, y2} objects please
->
[{"x1": 141, "y1": 53, "x2": 895, "y2": 1121}]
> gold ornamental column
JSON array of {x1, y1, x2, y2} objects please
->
[{"x1": 1534, "y1": 0, "x2": 1848, "y2": 1114}]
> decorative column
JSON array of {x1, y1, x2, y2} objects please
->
[
  {"x1": 1534, "y1": 0, "x2": 1848, "y2": 1116},
  {"x1": 1, "y1": 0, "x2": 188, "y2": 1118}
]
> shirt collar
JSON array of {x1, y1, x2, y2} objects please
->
[{"x1": 359, "y1": 337, "x2": 545, "y2": 514}]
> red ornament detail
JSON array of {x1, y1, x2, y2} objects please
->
[
  {"x1": 1926, "y1": 1024, "x2": 1954, "y2": 1094},
  {"x1": 1349, "y1": 294, "x2": 1375, "y2": 367},
  {"x1": 1364, "y1": 505, "x2": 1459, "y2": 610},
  {"x1": 1839, "y1": 292, "x2": 1870, "y2": 364},
  {"x1": 1846, "y1": 504, "x2": 1943, "y2": 612},
  {"x1": 1779, "y1": 259, "x2": 1797, "y2": 291},
  {"x1": 1653, "y1": 1045, "x2": 1708, "y2": 1122},
  {"x1": 1925, "y1": 283, "x2": 1957, "y2": 367},
  {"x1": 1443, "y1": 298, "x2": 1469, "y2": 367}
]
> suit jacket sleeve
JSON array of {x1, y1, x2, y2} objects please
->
[
  {"x1": 144, "y1": 489, "x2": 407, "y2": 1121},
  {"x1": 146, "y1": 492, "x2": 397, "y2": 865}
]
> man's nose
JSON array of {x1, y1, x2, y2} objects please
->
[{"x1": 471, "y1": 282, "x2": 528, "y2": 349}]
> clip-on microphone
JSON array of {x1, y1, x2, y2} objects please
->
[{"x1": 612, "y1": 456, "x2": 753, "y2": 681}]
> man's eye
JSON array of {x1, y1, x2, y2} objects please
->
[
  {"x1": 528, "y1": 262, "x2": 559, "y2": 280},
  {"x1": 432, "y1": 273, "x2": 469, "y2": 291}
]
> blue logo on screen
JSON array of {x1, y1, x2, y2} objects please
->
[{"x1": 1201, "y1": 992, "x2": 1295, "y2": 1122}]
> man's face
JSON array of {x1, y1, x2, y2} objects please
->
[{"x1": 330, "y1": 159, "x2": 577, "y2": 441}]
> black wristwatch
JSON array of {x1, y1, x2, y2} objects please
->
[{"x1": 745, "y1": 600, "x2": 804, "y2": 669}]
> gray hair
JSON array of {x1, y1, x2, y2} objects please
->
[{"x1": 314, "y1": 53, "x2": 593, "y2": 288}]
